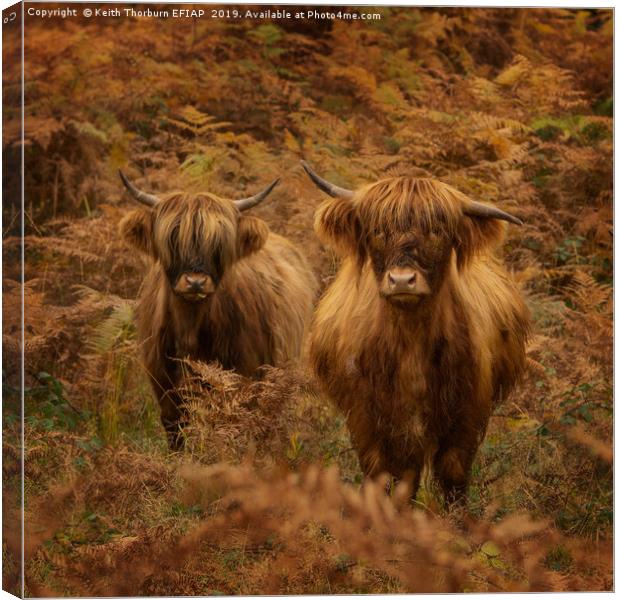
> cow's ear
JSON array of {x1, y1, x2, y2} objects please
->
[
  {"x1": 454, "y1": 214, "x2": 505, "y2": 268},
  {"x1": 237, "y1": 215, "x2": 269, "y2": 258},
  {"x1": 314, "y1": 197, "x2": 366, "y2": 259},
  {"x1": 119, "y1": 209, "x2": 155, "y2": 256}
]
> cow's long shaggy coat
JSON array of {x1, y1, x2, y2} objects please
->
[
  {"x1": 308, "y1": 177, "x2": 530, "y2": 501},
  {"x1": 121, "y1": 191, "x2": 317, "y2": 448}
]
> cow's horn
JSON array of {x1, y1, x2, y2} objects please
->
[
  {"x1": 301, "y1": 161, "x2": 354, "y2": 199},
  {"x1": 233, "y1": 178, "x2": 280, "y2": 212},
  {"x1": 463, "y1": 200, "x2": 523, "y2": 226},
  {"x1": 119, "y1": 170, "x2": 160, "y2": 207}
]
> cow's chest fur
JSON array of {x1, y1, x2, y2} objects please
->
[
  {"x1": 172, "y1": 318, "x2": 203, "y2": 358},
  {"x1": 344, "y1": 328, "x2": 437, "y2": 447},
  {"x1": 166, "y1": 300, "x2": 208, "y2": 358},
  {"x1": 168, "y1": 310, "x2": 232, "y2": 367},
  {"x1": 326, "y1": 306, "x2": 474, "y2": 471},
  {"x1": 164, "y1": 292, "x2": 269, "y2": 376}
]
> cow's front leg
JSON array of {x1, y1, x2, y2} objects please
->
[
  {"x1": 147, "y1": 351, "x2": 189, "y2": 450},
  {"x1": 434, "y1": 404, "x2": 491, "y2": 507},
  {"x1": 381, "y1": 442, "x2": 423, "y2": 502},
  {"x1": 433, "y1": 444, "x2": 477, "y2": 506},
  {"x1": 345, "y1": 407, "x2": 392, "y2": 480},
  {"x1": 390, "y1": 466, "x2": 422, "y2": 503},
  {"x1": 158, "y1": 389, "x2": 188, "y2": 451},
  {"x1": 354, "y1": 433, "x2": 423, "y2": 501}
]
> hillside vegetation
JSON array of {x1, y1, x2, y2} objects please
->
[{"x1": 2, "y1": 7, "x2": 612, "y2": 595}]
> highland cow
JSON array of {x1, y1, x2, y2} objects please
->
[
  {"x1": 119, "y1": 171, "x2": 317, "y2": 449},
  {"x1": 302, "y1": 161, "x2": 530, "y2": 503}
]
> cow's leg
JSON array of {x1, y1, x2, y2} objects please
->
[
  {"x1": 354, "y1": 430, "x2": 423, "y2": 501},
  {"x1": 159, "y1": 390, "x2": 188, "y2": 451},
  {"x1": 345, "y1": 406, "x2": 395, "y2": 481},
  {"x1": 433, "y1": 445, "x2": 475, "y2": 505},
  {"x1": 149, "y1": 372, "x2": 187, "y2": 450},
  {"x1": 395, "y1": 466, "x2": 421, "y2": 503},
  {"x1": 434, "y1": 405, "x2": 491, "y2": 507},
  {"x1": 434, "y1": 420, "x2": 488, "y2": 506},
  {"x1": 382, "y1": 446, "x2": 423, "y2": 502},
  {"x1": 357, "y1": 441, "x2": 389, "y2": 479},
  {"x1": 146, "y1": 353, "x2": 188, "y2": 451}
]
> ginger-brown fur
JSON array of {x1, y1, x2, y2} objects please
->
[
  {"x1": 120, "y1": 191, "x2": 317, "y2": 449},
  {"x1": 309, "y1": 177, "x2": 530, "y2": 502}
]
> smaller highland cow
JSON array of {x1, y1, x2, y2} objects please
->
[
  {"x1": 303, "y1": 161, "x2": 530, "y2": 503},
  {"x1": 119, "y1": 171, "x2": 317, "y2": 449}
]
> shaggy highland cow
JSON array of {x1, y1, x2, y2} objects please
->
[
  {"x1": 119, "y1": 171, "x2": 317, "y2": 449},
  {"x1": 302, "y1": 161, "x2": 530, "y2": 503}
]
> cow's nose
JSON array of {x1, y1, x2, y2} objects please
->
[
  {"x1": 184, "y1": 273, "x2": 208, "y2": 290},
  {"x1": 387, "y1": 269, "x2": 417, "y2": 290}
]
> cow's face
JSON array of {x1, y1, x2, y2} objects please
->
[
  {"x1": 307, "y1": 167, "x2": 519, "y2": 310},
  {"x1": 356, "y1": 180, "x2": 460, "y2": 306},
  {"x1": 366, "y1": 227, "x2": 453, "y2": 305},
  {"x1": 120, "y1": 193, "x2": 269, "y2": 303}
]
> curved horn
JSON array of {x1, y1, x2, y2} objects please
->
[
  {"x1": 463, "y1": 200, "x2": 523, "y2": 226},
  {"x1": 119, "y1": 170, "x2": 160, "y2": 207},
  {"x1": 301, "y1": 160, "x2": 354, "y2": 199},
  {"x1": 233, "y1": 178, "x2": 280, "y2": 212}
]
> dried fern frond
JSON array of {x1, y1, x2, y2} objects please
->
[
  {"x1": 163, "y1": 106, "x2": 232, "y2": 137},
  {"x1": 86, "y1": 301, "x2": 135, "y2": 354}
]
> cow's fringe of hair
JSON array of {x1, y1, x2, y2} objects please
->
[
  {"x1": 356, "y1": 177, "x2": 508, "y2": 267},
  {"x1": 355, "y1": 177, "x2": 466, "y2": 236},
  {"x1": 315, "y1": 177, "x2": 507, "y2": 268},
  {"x1": 154, "y1": 192, "x2": 239, "y2": 270}
]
